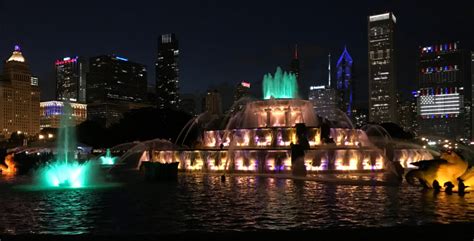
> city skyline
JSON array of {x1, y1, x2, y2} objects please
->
[{"x1": 1, "y1": 0, "x2": 473, "y2": 106}]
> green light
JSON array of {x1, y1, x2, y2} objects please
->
[
  {"x1": 263, "y1": 66, "x2": 298, "y2": 99},
  {"x1": 35, "y1": 102, "x2": 93, "y2": 189},
  {"x1": 39, "y1": 161, "x2": 90, "y2": 188},
  {"x1": 100, "y1": 149, "x2": 117, "y2": 165}
]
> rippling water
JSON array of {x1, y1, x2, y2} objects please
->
[{"x1": 0, "y1": 173, "x2": 473, "y2": 235}]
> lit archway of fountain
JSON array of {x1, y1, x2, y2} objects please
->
[{"x1": 0, "y1": 154, "x2": 17, "y2": 176}]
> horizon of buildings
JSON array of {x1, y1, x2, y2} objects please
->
[{"x1": 0, "y1": 12, "x2": 473, "y2": 143}]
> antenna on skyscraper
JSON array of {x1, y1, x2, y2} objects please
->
[{"x1": 328, "y1": 53, "x2": 331, "y2": 88}]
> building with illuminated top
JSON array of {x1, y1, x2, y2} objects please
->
[
  {"x1": 336, "y1": 46, "x2": 354, "y2": 117},
  {"x1": 368, "y1": 12, "x2": 398, "y2": 124},
  {"x1": 417, "y1": 41, "x2": 473, "y2": 140},
  {"x1": 0, "y1": 45, "x2": 40, "y2": 139},
  {"x1": 40, "y1": 101, "x2": 87, "y2": 129},
  {"x1": 86, "y1": 55, "x2": 148, "y2": 127},
  {"x1": 55, "y1": 56, "x2": 87, "y2": 103},
  {"x1": 156, "y1": 33, "x2": 180, "y2": 110}
]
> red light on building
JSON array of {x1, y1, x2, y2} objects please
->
[
  {"x1": 241, "y1": 81, "x2": 251, "y2": 88},
  {"x1": 55, "y1": 57, "x2": 78, "y2": 66}
]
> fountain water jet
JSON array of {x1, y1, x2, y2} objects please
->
[
  {"x1": 34, "y1": 102, "x2": 96, "y2": 189},
  {"x1": 100, "y1": 149, "x2": 118, "y2": 165},
  {"x1": 263, "y1": 67, "x2": 298, "y2": 99}
]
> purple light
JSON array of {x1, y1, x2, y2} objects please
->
[{"x1": 14, "y1": 45, "x2": 20, "y2": 51}]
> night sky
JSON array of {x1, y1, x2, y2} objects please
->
[{"x1": 1, "y1": 0, "x2": 473, "y2": 108}]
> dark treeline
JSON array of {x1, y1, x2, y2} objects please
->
[{"x1": 77, "y1": 107, "x2": 196, "y2": 148}]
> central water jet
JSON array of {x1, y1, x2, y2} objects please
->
[
  {"x1": 36, "y1": 102, "x2": 92, "y2": 189},
  {"x1": 263, "y1": 67, "x2": 298, "y2": 99}
]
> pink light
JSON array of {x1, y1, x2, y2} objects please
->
[
  {"x1": 55, "y1": 57, "x2": 78, "y2": 66},
  {"x1": 241, "y1": 81, "x2": 251, "y2": 88}
]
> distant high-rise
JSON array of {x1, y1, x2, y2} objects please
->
[
  {"x1": 308, "y1": 85, "x2": 338, "y2": 122},
  {"x1": 204, "y1": 89, "x2": 222, "y2": 115},
  {"x1": 399, "y1": 96, "x2": 417, "y2": 135},
  {"x1": 55, "y1": 56, "x2": 87, "y2": 103},
  {"x1": 417, "y1": 42, "x2": 472, "y2": 140},
  {"x1": 86, "y1": 55, "x2": 148, "y2": 127},
  {"x1": 234, "y1": 81, "x2": 251, "y2": 102},
  {"x1": 156, "y1": 33, "x2": 180, "y2": 109},
  {"x1": 336, "y1": 46, "x2": 354, "y2": 117},
  {"x1": 368, "y1": 12, "x2": 397, "y2": 124},
  {"x1": 0, "y1": 45, "x2": 40, "y2": 139},
  {"x1": 290, "y1": 44, "x2": 300, "y2": 82},
  {"x1": 180, "y1": 93, "x2": 198, "y2": 116}
]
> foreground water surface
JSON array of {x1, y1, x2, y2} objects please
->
[{"x1": 0, "y1": 173, "x2": 473, "y2": 235}]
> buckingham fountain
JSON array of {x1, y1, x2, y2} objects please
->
[{"x1": 118, "y1": 67, "x2": 434, "y2": 178}]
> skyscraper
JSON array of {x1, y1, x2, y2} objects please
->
[
  {"x1": 86, "y1": 55, "x2": 148, "y2": 127},
  {"x1": 204, "y1": 89, "x2": 222, "y2": 115},
  {"x1": 336, "y1": 46, "x2": 353, "y2": 117},
  {"x1": 55, "y1": 56, "x2": 87, "y2": 103},
  {"x1": 308, "y1": 85, "x2": 338, "y2": 122},
  {"x1": 156, "y1": 33, "x2": 180, "y2": 109},
  {"x1": 417, "y1": 42, "x2": 472, "y2": 140},
  {"x1": 290, "y1": 44, "x2": 300, "y2": 82},
  {"x1": 0, "y1": 45, "x2": 40, "y2": 139},
  {"x1": 234, "y1": 81, "x2": 251, "y2": 102},
  {"x1": 368, "y1": 12, "x2": 397, "y2": 124}
]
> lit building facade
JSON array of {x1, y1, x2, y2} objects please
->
[
  {"x1": 308, "y1": 85, "x2": 338, "y2": 122},
  {"x1": 399, "y1": 97, "x2": 418, "y2": 135},
  {"x1": 86, "y1": 55, "x2": 147, "y2": 127},
  {"x1": 417, "y1": 42, "x2": 473, "y2": 140},
  {"x1": 336, "y1": 46, "x2": 354, "y2": 117},
  {"x1": 204, "y1": 89, "x2": 222, "y2": 115},
  {"x1": 0, "y1": 45, "x2": 40, "y2": 139},
  {"x1": 351, "y1": 108, "x2": 368, "y2": 128},
  {"x1": 55, "y1": 56, "x2": 87, "y2": 103},
  {"x1": 368, "y1": 12, "x2": 398, "y2": 124},
  {"x1": 156, "y1": 33, "x2": 180, "y2": 109},
  {"x1": 40, "y1": 101, "x2": 87, "y2": 128}
]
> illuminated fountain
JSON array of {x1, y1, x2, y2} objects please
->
[
  {"x1": 100, "y1": 149, "x2": 117, "y2": 165},
  {"x1": 120, "y1": 67, "x2": 433, "y2": 176},
  {"x1": 34, "y1": 102, "x2": 95, "y2": 188}
]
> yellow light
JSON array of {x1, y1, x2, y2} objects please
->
[
  {"x1": 48, "y1": 133, "x2": 54, "y2": 138},
  {"x1": 39, "y1": 134, "x2": 45, "y2": 140}
]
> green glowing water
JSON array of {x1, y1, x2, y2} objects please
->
[
  {"x1": 100, "y1": 149, "x2": 117, "y2": 165},
  {"x1": 263, "y1": 67, "x2": 298, "y2": 99},
  {"x1": 38, "y1": 102, "x2": 89, "y2": 189},
  {"x1": 39, "y1": 161, "x2": 90, "y2": 188}
]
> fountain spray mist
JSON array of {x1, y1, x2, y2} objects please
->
[{"x1": 35, "y1": 102, "x2": 94, "y2": 188}]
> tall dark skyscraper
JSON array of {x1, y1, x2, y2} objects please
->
[
  {"x1": 336, "y1": 46, "x2": 353, "y2": 117},
  {"x1": 55, "y1": 56, "x2": 87, "y2": 103},
  {"x1": 368, "y1": 12, "x2": 397, "y2": 124},
  {"x1": 417, "y1": 42, "x2": 472, "y2": 140},
  {"x1": 156, "y1": 33, "x2": 180, "y2": 110},
  {"x1": 290, "y1": 44, "x2": 300, "y2": 82},
  {"x1": 86, "y1": 55, "x2": 148, "y2": 127}
]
